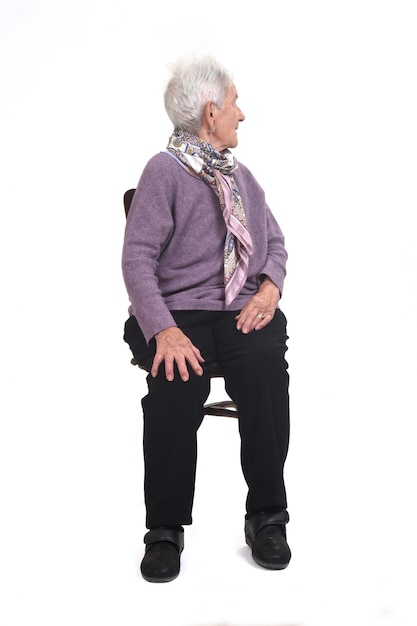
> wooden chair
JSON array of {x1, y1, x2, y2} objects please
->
[{"x1": 123, "y1": 188, "x2": 238, "y2": 419}]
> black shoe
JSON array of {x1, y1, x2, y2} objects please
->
[
  {"x1": 245, "y1": 510, "x2": 291, "y2": 570},
  {"x1": 140, "y1": 526, "x2": 184, "y2": 583}
]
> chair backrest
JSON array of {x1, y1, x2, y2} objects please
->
[{"x1": 123, "y1": 188, "x2": 136, "y2": 218}]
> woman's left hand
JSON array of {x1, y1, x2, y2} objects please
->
[{"x1": 235, "y1": 276, "x2": 281, "y2": 334}]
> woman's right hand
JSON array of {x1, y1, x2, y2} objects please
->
[{"x1": 151, "y1": 326, "x2": 205, "y2": 382}]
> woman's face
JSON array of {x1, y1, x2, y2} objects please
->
[{"x1": 210, "y1": 84, "x2": 245, "y2": 151}]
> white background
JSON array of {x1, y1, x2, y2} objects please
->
[{"x1": 1, "y1": 1, "x2": 416, "y2": 625}]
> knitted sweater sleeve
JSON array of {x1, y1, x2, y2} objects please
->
[
  {"x1": 235, "y1": 162, "x2": 288, "y2": 298},
  {"x1": 260, "y1": 205, "x2": 288, "y2": 296},
  {"x1": 121, "y1": 156, "x2": 178, "y2": 344}
]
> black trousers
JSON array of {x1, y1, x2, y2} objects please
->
[{"x1": 123, "y1": 309, "x2": 290, "y2": 529}]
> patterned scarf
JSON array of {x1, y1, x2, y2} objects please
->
[{"x1": 166, "y1": 130, "x2": 253, "y2": 306}]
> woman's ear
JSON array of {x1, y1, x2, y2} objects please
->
[{"x1": 203, "y1": 101, "x2": 217, "y2": 132}]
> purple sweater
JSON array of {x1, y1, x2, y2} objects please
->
[{"x1": 122, "y1": 151, "x2": 287, "y2": 344}]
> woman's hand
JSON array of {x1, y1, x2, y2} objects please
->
[
  {"x1": 151, "y1": 326, "x2": 205, "y2": 382},
  {"x1": 235, "y1": 276, "x2": 281, "y2": 334}
]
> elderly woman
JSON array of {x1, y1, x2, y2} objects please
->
[{"x1": 122, "y1": 56, "x2": 291, "y2": 583}]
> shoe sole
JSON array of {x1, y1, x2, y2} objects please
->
[
  {"x1": 251, "y1": 553, "x2": 290, "y2": 570},
  {"x1": 141, "y1": 571, "x2": 180, "y2": 583}
]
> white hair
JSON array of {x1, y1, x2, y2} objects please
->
[{"x1": 163, "y1": 55, "x2": 234, "y2": 134}]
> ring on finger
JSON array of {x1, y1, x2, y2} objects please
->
[{"x1": 257, "y1": 313, "x2": 264, "y2": 319}]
